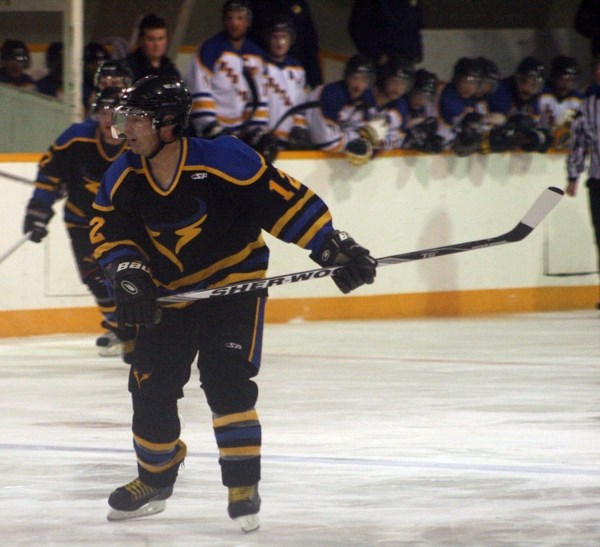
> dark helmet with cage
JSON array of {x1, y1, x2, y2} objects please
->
[
  {"x1": 222, "y1": 0, "x2": 253, "y2": 21},
  {"x1": 550, "y1": 55, "x2": 580, "y2": 80},
  {"x1": 93, "y1": 59, "x2": 134, "y2": 91},
  {"x1": 343, "y1": 54, "x2": 376, "y2": 81},
  {"x1": 1, "y1": 39, "x2": 30, "y2": 68},
  {"x1": 411, "y1": 69, "x2": 438, "y2": 97},
  {"x1": 375, "y1": 54, "x2": 415, "y2": 90},
  {"x1": 112, "y1": 75, "x2": 192, "y2": 138},
  {"x1": 91, "y1": 86, "x2": 123, "y2": 115}
]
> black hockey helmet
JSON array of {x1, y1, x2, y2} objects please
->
[
  {"x1": 93, "y1": 59, "x2": 134, "y2": 91},
  {"x1": 516, "y1": 56, "x2": 545, "y2": 79},
  {"x1": 344, "y1": 54, "x2": 376, "y2": 81},
  {"x1": 91, "y1": 86, "x2": 123, "y2": 114},
  {"x1": 113, "y1": 75, "x2": 192, "y2": 137},
  {"x1": 0, "y1": 39, "x2": 30, "y2": 67},
  {"x1": 264, "y1": 14, "x2": 296, "y2": 45},
  {"x1": 550, "y1": 55, "x2": 580, "y2": 79},
  {"x1": 452, "y1": 57, "x2": 481, "y2": 83},
  {"x1": 475, "y1": 57, "x2": 500, "y2": 82},
  {"x1": 412, "y1": 69, "x2": 437, "y2": 96},
  {"x1": 376, "y1": 54, "x2": 415, "y2": 88},
  {"x1": 222, "y1": 0, "x2": 252, "y2": 21}
]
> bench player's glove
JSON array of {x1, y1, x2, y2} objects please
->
[
  {"x1": 105, "y1": 260, "x2": 161, "y2": 328},
  {"x1": 311, "y1": 230, "x2": 377, "y2": 294},
  {"x1": 23, "y1": 198, "x2": 54, "y2": 243}
]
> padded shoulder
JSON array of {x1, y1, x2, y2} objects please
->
[{"x1": 186, "y1": 136, "x2": 266, "y2": 185}]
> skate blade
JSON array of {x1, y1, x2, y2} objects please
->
[
  {"x1": 107, "y1": 500, "x2": 166, "y2": 521},
  {"x1": 235, "y1": 514, "x2": 260, "y2": 533},
  {"x1": 98, "y1": 344, "x2": 123, "y2": 357}
]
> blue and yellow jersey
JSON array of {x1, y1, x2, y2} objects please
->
[
  {"x1": 32, "y1": 119, "x2": 128, "y2": 228},
  {"x1": 91, "y1": 136, "x2": 334, "y2": 299}
]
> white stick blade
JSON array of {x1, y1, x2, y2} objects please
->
[{"x1": 520, "y1": 187, "x2": 564, "y2": 229}]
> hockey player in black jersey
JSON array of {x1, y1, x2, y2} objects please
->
[
  {"x1": 22, "y1": 78, "x2": 133, "y2": 359},
  {"x1": 90, "y1": 75, "x2": 377, "y2": 532}
]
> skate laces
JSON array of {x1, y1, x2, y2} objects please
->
[
  {"x1": 228, "y1": 485, "x2": 257, "y2": 503},
  {"x1": 123, "y1": 478, "x2": 155, "y2": 499}
]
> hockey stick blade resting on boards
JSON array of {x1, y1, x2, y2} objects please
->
[{"x1": 159, "y1": 187, "x2": 564, "y2": 303}]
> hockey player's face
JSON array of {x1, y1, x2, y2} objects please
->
[
  {"x1": 384, "y1": 76, "x2": 410, "y2": 100},
  {"x1": 113, "y1": 109, "x2": 158, "y2": 154},
  {"x1": 409, "y1": 90, "x2": 430, "y2": 109},
  {"x1": 456, "y1": 76, "x2": 479, "y2": 99},
  {"x1": 553, "y1": 74, "x2": 576, "y2": 99},
  {"x1": 224, "y1": 10, "x2": 250, "y2": 41},
  {"x1": 268, "y1": 31, "x2": 292, "y2": 60},
  {"x1": 346, "y1": 73, "x2": 371, "y2": 100},
  {"x1": 97, "y1": 108, "x2": 120, "y2": 142},
  {"x1": 516, "y1": 74, "x2": 542, "y2": 101}
]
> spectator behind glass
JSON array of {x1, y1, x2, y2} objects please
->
[
  {"x1": 348, "y1": 0, "x2": 423, "y2": 65},
  {"x1": 125, "y1": 13, "x2": 181, "y2": 82},
  {"x1": 185, "y1": 0, "x2": 267, "y2": 139},
  {"x1": 36, "y1": 41, "x2": 63, "y2": 98},
  {"x1": 0, "y1": 39, "x2": 35, "y2": 89},
  {"x1": 83, "y1": 42, "x2": 109, "y2": 107},
  {"x1": 247, "y1": 0, "x2": 322, "y2": 89}
]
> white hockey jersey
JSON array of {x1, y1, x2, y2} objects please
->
[
  {"x1": 185, "y1": 32, "x2": 267, "y2": 136},
  {"x1": 305, "y1": 81, "x2": 375, "y2": 152},
  {"x1": 261, "y1": 55, "x2": 307, "y2": 144}
]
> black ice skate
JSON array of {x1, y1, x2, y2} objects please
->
[
  {"x1": 107, "y1": 478, "x2": 173, "y2": 521},
  {"x1": 227, "y1": 484, "x2": 261, "y2": 532}
]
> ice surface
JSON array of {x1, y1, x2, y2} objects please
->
[{"x1": 1, "y1": 311, "x2": 600, "y2": 546}]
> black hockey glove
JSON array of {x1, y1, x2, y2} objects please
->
[
  {"x1": 106, "y1": 260, "x2": 161, "y2": 328},
  {"x1": 23, "y1": 198, "x2": 54, "y2": 243},
  {"x1": 311, "y1": 230, "x2": 377, "y2": 294}
]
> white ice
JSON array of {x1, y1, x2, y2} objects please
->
[{"x1": 1, "y1": 311, "x2": 600, "y2": 546}]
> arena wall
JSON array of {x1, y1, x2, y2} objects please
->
[{"x1": 0, "y1": 150, "x2": 596, "y2": 337}]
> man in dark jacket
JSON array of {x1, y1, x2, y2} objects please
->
[{"x1": 348, "y1": 0, "x2": 423, "y2": 65}]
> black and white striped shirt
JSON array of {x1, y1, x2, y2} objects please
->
[{"x1": 567, "y1": 92, "x2": 600, "y2": 181}]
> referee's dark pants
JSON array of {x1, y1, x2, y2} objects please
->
[
  {"x1": 587, "y1": 179, "x2": 600, "y2": 278},
  {"x1": 124, "y1": 294, "x2": 266, "y2": 489}
]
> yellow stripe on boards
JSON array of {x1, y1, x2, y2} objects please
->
[{"x1": 0, "y1": 286, "x2": 596, "y2": 337}]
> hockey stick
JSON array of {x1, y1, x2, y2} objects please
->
[
  {"x1": 159, "y1": 187, "x2": 564, "y2": 303},
  {"x1": 0, "y1": 168, "x2": 34, "y2": 186},
  {"x1": 0, "y1": 233, "x2": 31, "y2": 265}
]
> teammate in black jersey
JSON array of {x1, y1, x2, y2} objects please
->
[
  {"x1": 90, "y1": 75, "x2": 377, "y2": 531},
  {"x1": 22, "y1": 69, "x2": 133, "y2": 359}
]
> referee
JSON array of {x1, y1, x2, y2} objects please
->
[{"x1": 567, "y1": 91, "x2": 600, "y2": 309}]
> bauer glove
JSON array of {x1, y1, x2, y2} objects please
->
[
  {"x1": 311, "y1": 230, "x2": 377, "y2": 294},
  {"x1": 106, "y1": 260, "x2": 162, "y2": 328},
  {"x1": 23, "y1": 198, "x2": 54, "y2": 243}
]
